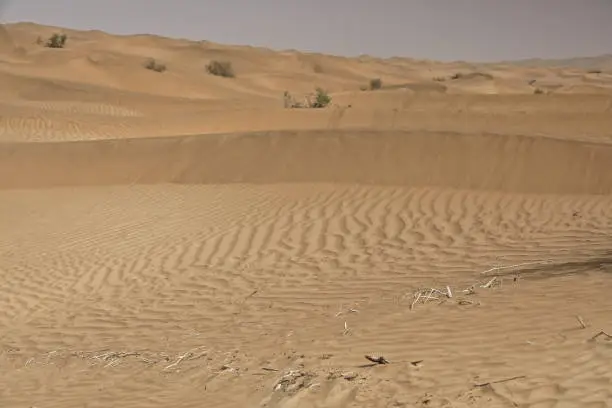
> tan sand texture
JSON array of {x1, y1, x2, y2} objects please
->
[{"x1": 1, "y1": 23, "x2": 612, "y2": 408}]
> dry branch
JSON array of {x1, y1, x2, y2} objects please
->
[
  {"x1": 590, "y1": 330, "x2": 612, "y2": 341},
  {"x1": 575, "y1": 315, "x2": 587, "y2": 329},
  {"x1": 410, "y1": 292, "x2": 422, "y2": 310},
  {"x1": 364, "y1": 355, "x2": 389, "y2": 365},
  {"x1": 482, "y1": 277, "x2": 497, "y2": 289},
  {"x1": 481, "y1": 260, "x2": 552, "y2": 275},
  {"x1": 474, "y1": 375, "x2": 526, "y2": 387}
]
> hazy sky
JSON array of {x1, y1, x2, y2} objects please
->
[{"x1": 1, "y1": 0, "x2": 611, "y2": 62}]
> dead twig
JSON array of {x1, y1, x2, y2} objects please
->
[
  {"x1": 482, "y1": 277, "x2": 497, "y2": 289},
  {"x1": 481, "y1": 260, "x2": 552, "y2": 275},
  {"x1": 410, "y1": 292, "x2": 422, "y2": 310},
  {"x1": 163, "y1": 347, "x2": 205, "y2": 371},
  {"x1": 364, "y1": 355, "x2": 389, "y2": 365},
  {"x1": 590, "y1": 330, "x2": 612, "y2": 341},
  {"x1": 475, "y1": 375, "x2": 526, "y2": 387},
  {"x1": 575, "y1": 315, "x2": 587, "y2": 329}
]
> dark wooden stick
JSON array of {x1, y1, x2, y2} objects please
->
[
  {"x1": 364, "y1": 355, "x2": 389, "y2": 365},
  {"x1": 475, "y1": 375, "x2": 526, "y2": 387}
]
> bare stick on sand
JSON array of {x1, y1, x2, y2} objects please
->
[
  {"x1": 590, "y1": 330, "x2": 612, "y2": 341},
  {"x1": 475, "y1": 375, "x2": 526, "y2": 387},
  {"x1": 364, "y1": 355, "x2": 389, "y2": 365},
  {"x1": 410, "y1": 292, "x2": 422, "y2": 310},
  {"x1": 481, "y1": 260, "x2": 552, "y2": 275},
  {"x1": 575, "y1": 315, "x2": 587, "y2": 329},
  {"x1": 482, "y1": 277, "x2": 497, "y2": 289},
  {"x1": 342, "y1": 321, "x2": 350, "y2": 336}
]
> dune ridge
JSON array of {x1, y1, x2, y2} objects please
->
[{"x1": 2, "y1": 129, "x2": 612, "y2": 194}]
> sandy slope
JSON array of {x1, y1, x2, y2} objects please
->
[{"x1": 1, "y1": 23, "x2": 612, "y2": 408}]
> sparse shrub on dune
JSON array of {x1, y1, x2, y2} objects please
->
[
  {"x1": 312, "y1": 87, "x2": 332, "y2": 108},
  {"x1": 44, "y1": 33, "x2": 67, "y2": 49},
  {"x1": 206, "y1": 60, "x2": 235, "y2": 78},
  {"x1": 144, "y1": 58, "x2": 167, "y2": 73},
  {"x1": 533, "y1": 87, "x2": 546, "y2": 95},
  {"x1": 283, "y1": 88, "x2": 332, "y2": 109},
  {"x1": 450, "y1": 72, "x2": 493, "y2": 80},
  {"x1": 369, "y1": 78, "x2": 382, "y2": 90}
]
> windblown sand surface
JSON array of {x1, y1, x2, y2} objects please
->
[{"x1": 1, "y1": 23, "x2": 611, "y2": 408}]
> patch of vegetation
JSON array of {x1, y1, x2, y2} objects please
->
[
  {"x1": 450, "y1": 72, "x2": 493, "y2": 80},
  {"x1": 44, "y1": 33, "x2": 67, "y2": 49},
  {"x1": 312, "y1": 87, "x2": 332, "y2": 108},
  {"x1": 144, "y1": 59, "x2": 167, "y2": 73},
  {"x1": 283, "y1": 88, "x2": 332, "y2": 109},
  {"x1": 533, "y1": 87, "x2": 545, "y2": 95},
  {"x1": 587, "y1": 69, "x2": 602, "y2": 74},
  {"x1": 369, "y1": 78, "x2": 382, "y2": 90},
  {"x1": 206, "y1": 60, "x2": 235, "y2": 78},
  {"x1": 313, "y1": 63, "x2": 324, "y2": 74}
]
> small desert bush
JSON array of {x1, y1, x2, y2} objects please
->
[
  {"x1": 144, "y1": 58, "x2": 167, "y2": 73},
  {"x1": 206, "y1": 60, "x2": 235, "y2": 78},
  {"x1": 587, "y1": 69, "x2": 602, "y2": 74},
  {"x1": 312, "y1": 87, "x2": 332, "y2": 108},
  {"x1": 533, "y1": 87, "x2": 545, "y2": 95},
  {"x1": 283, "y1": 88, "x2": 332, "y2": 109},
  {"x1": 45, "y1": 33, "x2": 67, "y2": 49},
  {"x1": 369, "y1": 78, "x2": 382, "y2": 90},
  {"x1": 313, "y1": 63, "x2": 324, "y2": 73}
]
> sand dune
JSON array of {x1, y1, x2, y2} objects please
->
[
  {"x1": 0, "y1": 22, "x2": 611, "y2": 408},
  {"x1": 2, "y1": 130, "x2": 612, "y2": 195}
]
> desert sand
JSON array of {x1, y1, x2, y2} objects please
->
[{"x1": 1, "y1": 22, "x2": 611, "y2": 408}]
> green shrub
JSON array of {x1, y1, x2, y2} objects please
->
[
  {"x1": 312, "y1": 87, "x2": 331, "y2": 108},
  {"x1": 369, "y1": 78, "x2": 382, "y2": 90},
  {"x1": 206, "y1": 60, "x2": 235, "y2": 78},
  {"x1": 45, "y1": 33, "x2": 67, "y2": 49},
  {"x1": 283, "y1": 88, "x2": 332, "y2": 109}
]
